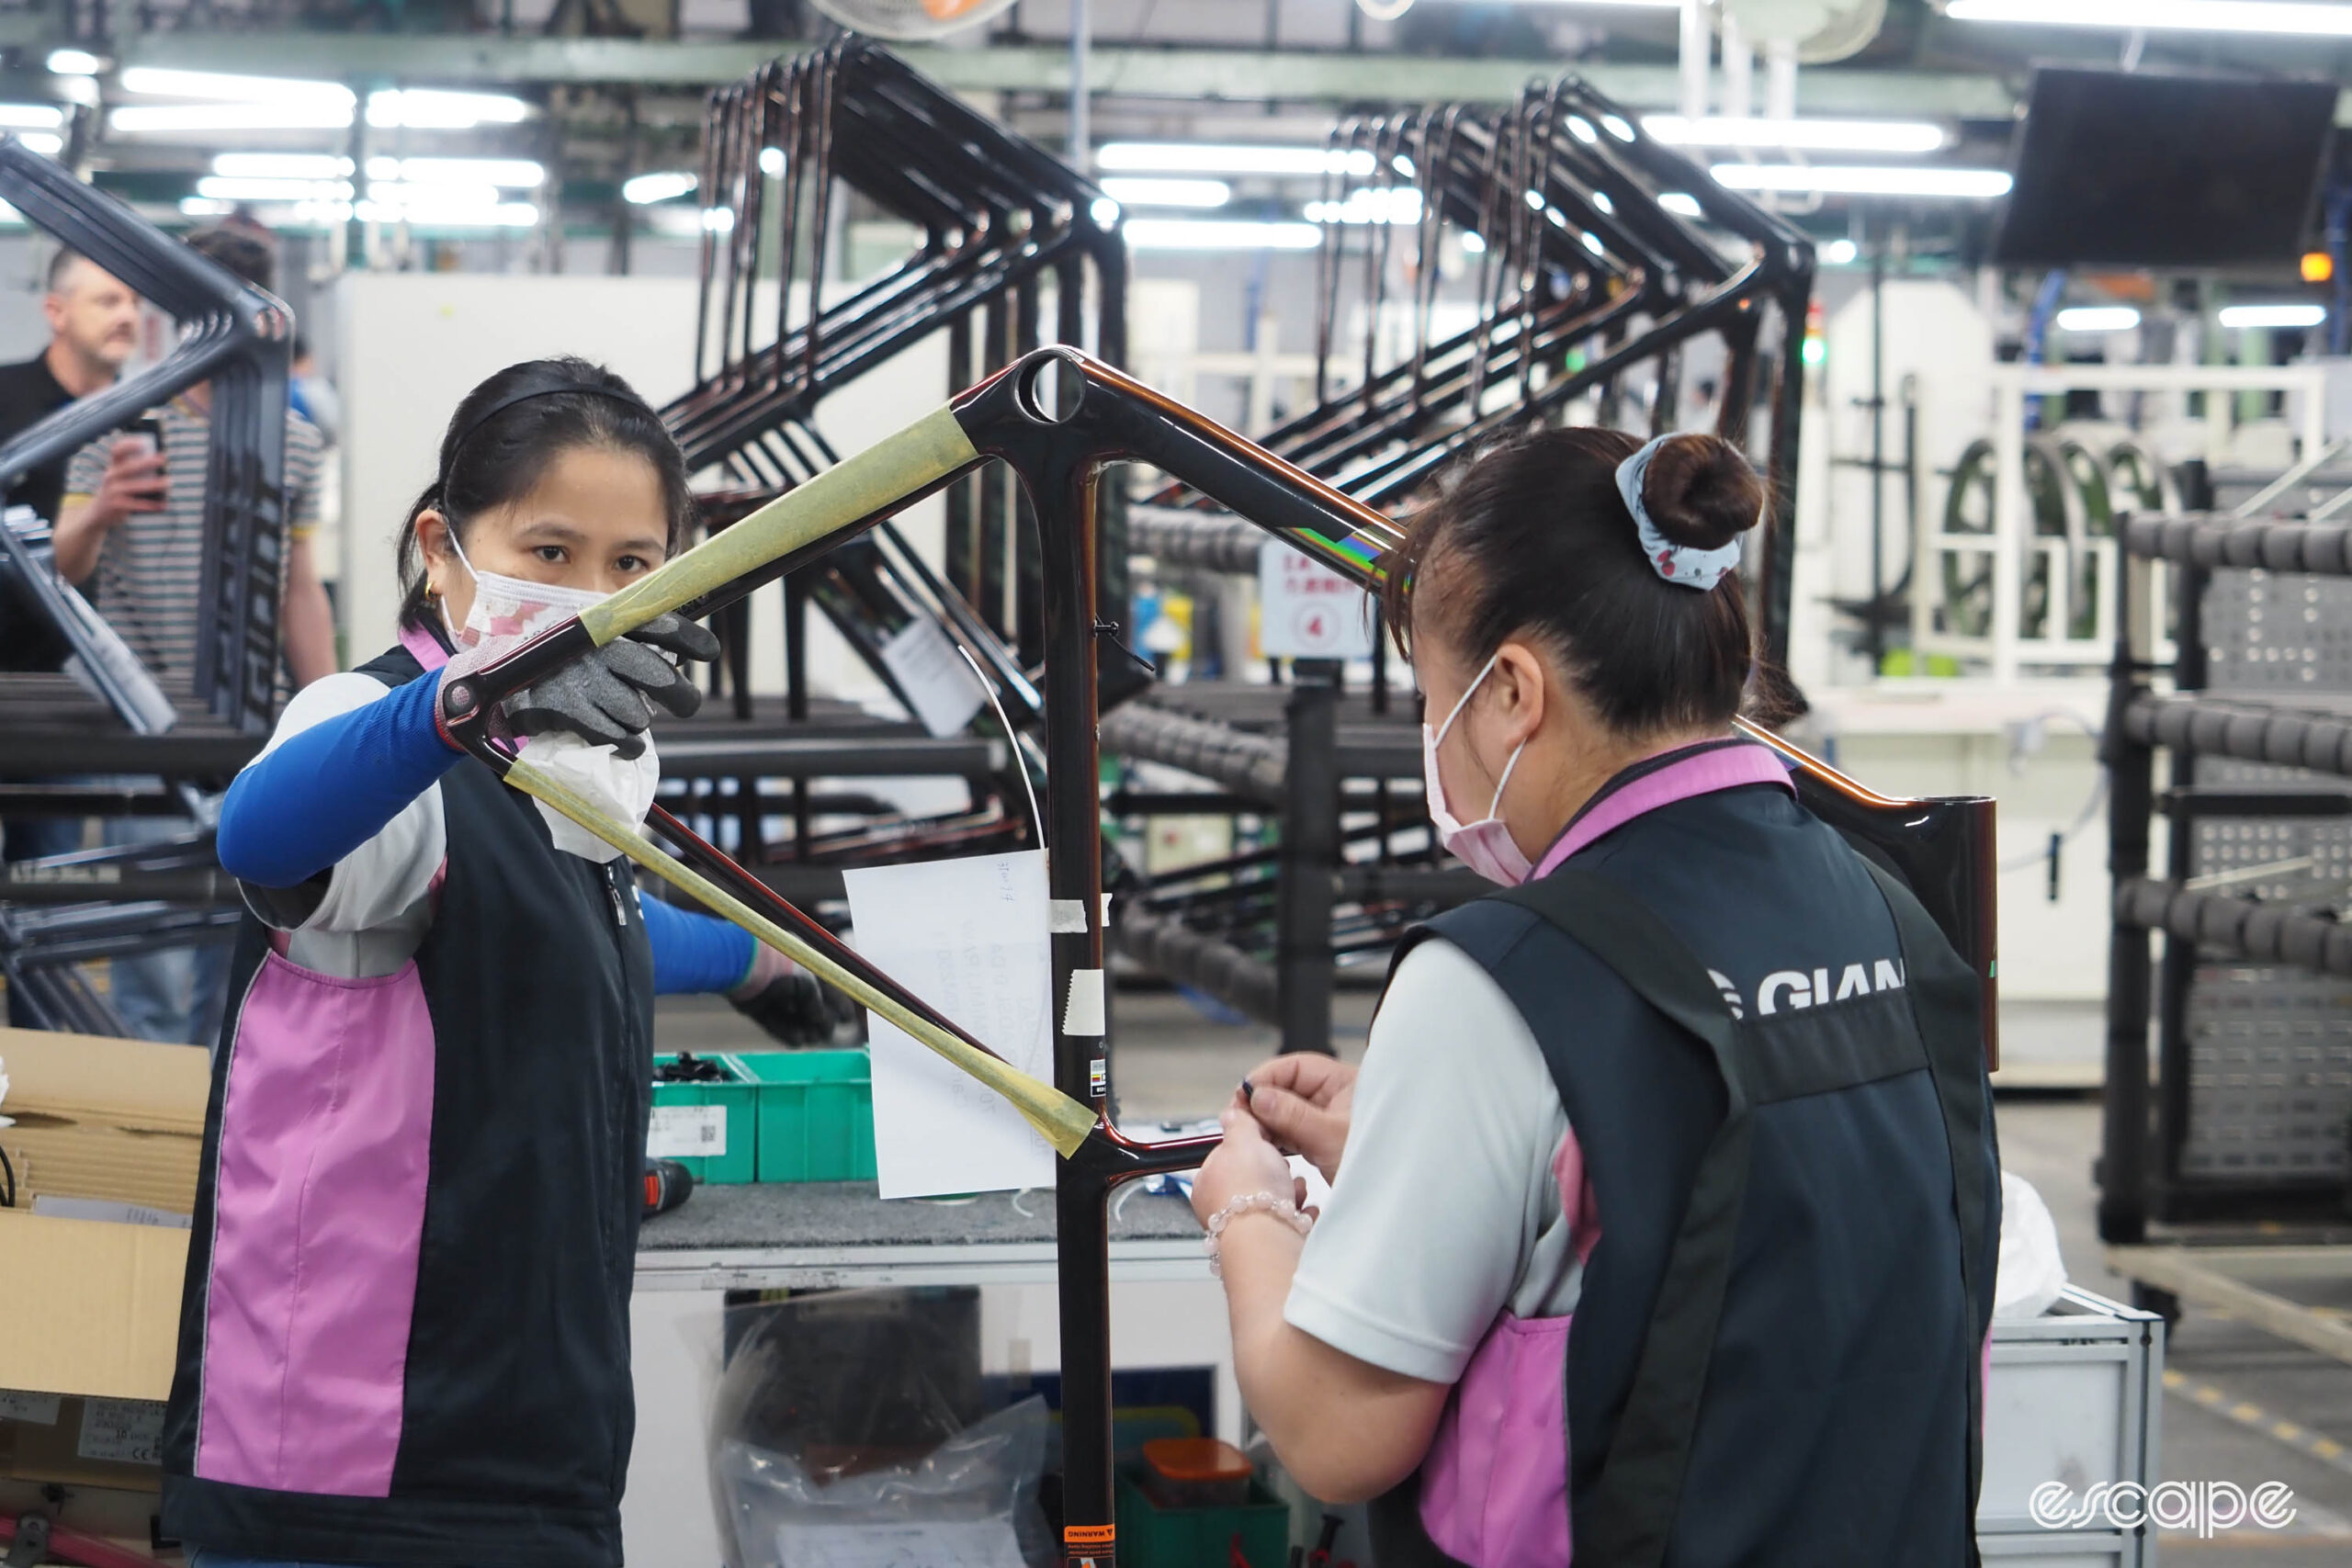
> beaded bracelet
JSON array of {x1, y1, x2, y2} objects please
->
[{"x1": 1202, "y1": 1190, "x2": 1314, "y2": 1280}]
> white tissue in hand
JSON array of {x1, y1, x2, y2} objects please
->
[
  {"x1": 0, "y1": 1054, "x2": 11, "y2": 1127},
  {"x1": 525, "y1": 729, "x2": 660, "y2": 863}
]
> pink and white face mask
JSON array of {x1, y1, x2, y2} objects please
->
[
  {"x1": 438, "y1": 529, "x2": 658, "y2": 864},
  {"x1": 1422, "y1": 651, "x2": 1532, "y2": 887}
]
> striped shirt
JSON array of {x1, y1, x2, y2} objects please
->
[{"x1": 65, "y1": 400, "x2": 322, "y2": 694}]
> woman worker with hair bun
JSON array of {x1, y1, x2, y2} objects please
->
[{"x1": 1191, "y1": 429, "x2": 2000, "y2": 1567}]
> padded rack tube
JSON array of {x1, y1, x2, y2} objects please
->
[
  {"x1": 1099, "y1": 704, "x2": 1288, "y2": 803},
  {"x1": 2122, "y1": 694, "x2": 2352, "y2": 778},
  {"x1": 2124, "y1": 514, "x2": 2352, "y2": 574},
  {"x1": 1109, "y1": 906, "x2": 1280, "y2": 1023},
  {"x1": 2114, "y1": 877, "x2": 2352, "y2": 976},
  {"x1": 1126, "y1": 505, "x2": 1266, "y2": 575}
]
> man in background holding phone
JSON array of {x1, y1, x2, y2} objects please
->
[
  {"x1": 49, "y1": 227, "x2": 334, "y2": 1043},
  {"x1": 52, "y1": 229, "x2": 334, "y2": 693},
  {"x1": 0, "y1": 248, "x2": 142, "y2": 525}
]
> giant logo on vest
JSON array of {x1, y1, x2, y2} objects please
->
[{"x1": 1709, "y1": 958, "x2": 1905, "y2": 1019}]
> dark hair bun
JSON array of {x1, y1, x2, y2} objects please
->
[{"x1": 1635, "y1": 433, "x2": 1764, "y2": 554}]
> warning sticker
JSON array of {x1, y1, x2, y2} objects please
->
[
  {"x1": 78, "y1": 1398, "x2": 164, "y2": 1465},
  {"x1": 647, "y1": 1104, "x2": 728, "y2": 1160}
]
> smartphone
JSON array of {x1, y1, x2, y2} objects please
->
[{"x1": 119, "y1": 416, "x2": 163, "y2": 459}]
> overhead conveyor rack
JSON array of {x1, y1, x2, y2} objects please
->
[
  {"x1": 2103, "y1": 509, "x2": 2352, "y2": 1356},
  {"x1": 650, "y1": 40, "x2": 1138, "y2": 886}
]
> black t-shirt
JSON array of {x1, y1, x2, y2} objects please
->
[{"x1": 0, "y1": 351, "x2": 74, "y2": 525}]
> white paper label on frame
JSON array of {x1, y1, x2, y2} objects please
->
[{"x1": 877, "y1": 615, "x2": 989, "y2": 738}]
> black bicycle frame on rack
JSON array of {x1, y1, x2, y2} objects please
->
[
  {"x1": 433, "y1": 346, "x2": 1995, "y2": 1565},
  {"x1": 0, "y1": 136, "x2": 292, "y2": 736}
]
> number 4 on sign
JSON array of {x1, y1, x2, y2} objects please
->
[{"x1": 1258, "y1": 540, "x2": 1374, "y2": 660}]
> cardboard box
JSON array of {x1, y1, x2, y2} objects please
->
[
  {"x1": 0, "y1": 1027, "x2": 205, "y2": 1413},
  {"x1": 0, "y1": 1025, "x2": 209, "y2": 1213}
]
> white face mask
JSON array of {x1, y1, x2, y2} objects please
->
[
  {"x1": 1422, "y1": 651, "x2": 1532, "y2": 886},
  {"x1": 440, "y1": 529, "x2": 660, "y2": 864}
]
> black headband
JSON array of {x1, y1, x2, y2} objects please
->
[{"x1": 438, "y1": 381, "x2": 647, "y2": 492}]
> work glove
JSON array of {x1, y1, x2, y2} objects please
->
[
  {"x1": 732, "y1": 965, "x2": 862, "y2": 1046},
  {"x1": 503, "y1": 613, "x2": 719, "y2": 761}
]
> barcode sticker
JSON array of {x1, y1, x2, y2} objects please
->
[
  {"x1": 647, "y1": 1104, "x2": 728, "y2": 1160},
  {"x1": 78, "y1": 1398, "x2": 164, "y2": 1464},
  {"x1": 0, "y1": 1391, "x2": 62, "y2": 1425}
]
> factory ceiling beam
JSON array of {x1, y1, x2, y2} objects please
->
[{"x1": 99, "y1": 32, "x2": 2023, "y2": 118}]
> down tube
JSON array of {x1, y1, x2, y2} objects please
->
[{"x1": 1032, "y1": 449, "x2": 1121, "y2": 1566}]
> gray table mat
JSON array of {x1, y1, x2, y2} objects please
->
[{"x1": 639, "y1": 1179, "x2": 1203, "y2": 1252}]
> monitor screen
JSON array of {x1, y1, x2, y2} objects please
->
[{"x1": 1992, "y1": 69, "x2": 2336, "y2": 269}]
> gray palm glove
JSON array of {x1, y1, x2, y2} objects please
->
[{"x1": 503, "y1": 613, "x2": 720, "y2": 760}]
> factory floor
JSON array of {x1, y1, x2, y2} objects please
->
[{"x1": 662, "y1": 987, "x2": 2352, "y2": 1562}]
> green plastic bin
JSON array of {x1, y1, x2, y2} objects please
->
[
  {"x1": 730, "y1": 1048, "x2": 877, "y2": 1183},
  {"x1": 1115, "y1": 1471, "x2": 1290, "y2": 1568},
  {"x1": 649, "y1": 1055, "x2": 758, "y2": 1184}
]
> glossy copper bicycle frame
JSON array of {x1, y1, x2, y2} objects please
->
[{"x1": 435, "y1": 346, "x2": 1996, "y2": 1566}]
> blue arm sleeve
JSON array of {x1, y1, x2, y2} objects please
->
[
  {"x1": 215, "y1": 672, "x2": 463, "y2": 889},
  {"x1": 642, "y1": 896, "x2": 759, "y2": 996}
]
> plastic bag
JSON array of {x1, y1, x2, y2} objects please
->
[
  {"x1": 1993, "y1": 1170, "x2": 2067, "y2": 1319},
  {"x1": 717, "y1": 1396, "x2": 1051, "y2": 1568}
]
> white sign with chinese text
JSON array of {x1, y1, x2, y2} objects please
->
[{"x1": 1258, "y1": 541, "x2": 1374, "y2": 659}]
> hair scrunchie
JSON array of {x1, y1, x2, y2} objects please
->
[{"x1": 1614, "y1": 434, "x2": 1742, "y2": 592}]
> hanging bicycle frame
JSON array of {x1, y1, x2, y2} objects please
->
[{"x1": 434, "y1": 346, "x2": 1995, "y2": 1567}]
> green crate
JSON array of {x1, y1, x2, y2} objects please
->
[
  {"x1": 1115, "y1": 1472, "x2": 1290, "y2": 1568},
  {"x1": 649, "y1": 1055, "x2": 758, "y2": 1184},
  {"x1": 729, "y1": 1048, "x2": 877, "y2": 1183}
]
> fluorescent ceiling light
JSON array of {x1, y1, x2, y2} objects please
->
[
  {"x1": 1125, "y1": 218, "x2": 1323, "y2": 251},
  {"x1": 119, "y1": 68, "x2": 352, "y2": 106},
  {"x1": 1099, "y1": 141, "x2": 1376, "y2": 177},
  {"x1": 2056, "y1": 305, "x2": 2141, "y2": 333},
  {"x1": 215, "y1": 152, "x2": 354, "y2": 179},
  {"x1": 1659, "y1": 192, "x2": 1704, "y2": 217},
  {"x1": 2220, "y1": 303, "x2": 2326, "y2": 329},
  {"x1": 0, "y1": 105, "x2": 65, "y2": 130},
  {"x1": 1460, "y1": 231, "x2": 1487, "y2": 254},
  {"x1": 1645, "y1": 115, "x2": 1945, "y2": 153},
  {"x1": 366, "y1": 89, "x2": 531, "y2": 130},
  {"x1": 48, "y1": 49, "x2": 103, "y2": 76},
  {"x1": 368, "y1": 156, "x2": 545, "y2": 188},
  {"x1": 17, "y1": 133, "x2": 61, "y2": 157},
  {"x1": 1305, "y1": 186, "x2": 1425, "y2": 226},
  {"x1": 1711, "y1": 164, "x2": 2013, "y2": 198},
  {"x1": 1822, "y1": 238, "x2": 1860, "y2": 265},
  {"x1": 367, "y1": 181, "x2": 505, "y2": 211},
  {"x1": 623, "y1": 171, "x2": 698, "y2": 205},
  {"x1": 1949, "y1": 0, "x2": 2352, "y2": 35},
  {"x1": 1090, "y1": 196, "x2": 1121, "y2": 226},
  {"x1": 702, "y1": 207, "x2": 736, "y2": 233},
  {"x1": 356, "y1": 197, "x2": 538, "y2": 229},
  {"x1": 111, "y1": 103, "x2": 354, "y2": 132},
  {"x1": 760, "y1": 146, "x2": 785, "y2": 176},
  {"x1": 180, "y1": 196, "x2": 233, "y2": 218},
  {"x1": 198, "y1": 175, "x2": 355, "y2": 203},
  {"x1": 1099, "y1": 176, "x2": 1231, "y2": 209}
]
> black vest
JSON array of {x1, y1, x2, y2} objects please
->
[
  {"x1": 1372, "y1": 781, "x2": 1998, "y2": 1568},
  {"x1": 162, "y1": 644, "x2": 657, "y2": 1567}
]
